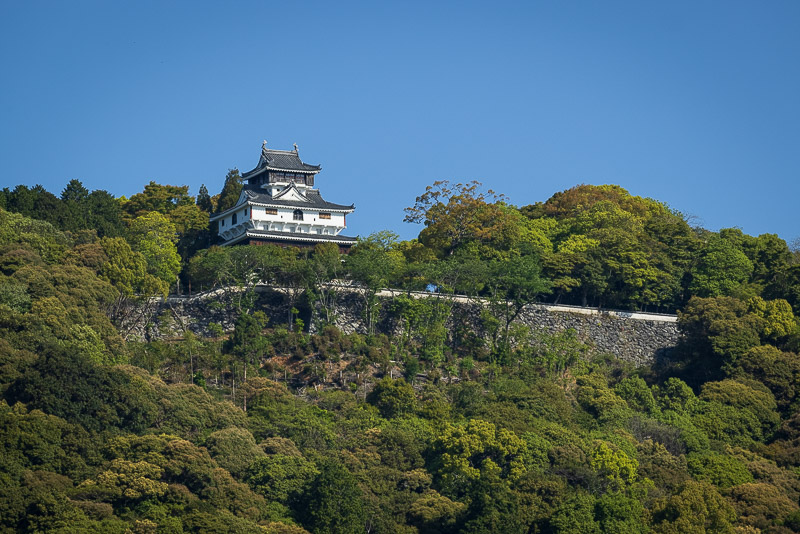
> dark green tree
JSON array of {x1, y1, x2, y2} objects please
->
[
  {"x1": 217, "y1": 169, "x2": 243, "y2": 214},
  {"x1": 367, "y1": 377, "x2": 416, "y2": 418},
  {"x1": 299, "y1": 460, "x2": 366, "y2": 534},
  {"x1": 196, "y1": 183, "x2": 214, "y2": 213}
]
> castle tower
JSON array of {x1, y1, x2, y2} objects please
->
[{"x1": 210, "y1": 142, "x2": 356, "y2": 250}]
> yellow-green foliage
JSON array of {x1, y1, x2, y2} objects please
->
[{"x1": 590, "y1": 441, "x2": 638, "y2": 490}]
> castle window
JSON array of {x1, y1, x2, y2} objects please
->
[
  {"x1": 221, "y1": 219, "x2": 225, "y2": 227},
  {"x1": 265, "y1": 208, "x2": 278, "y2": 215},
  {"x1": 293, "y1": 210, "x2": 304, "y2": 221},
  {"x1": 232, "y1": 212, "x2": 238, "y2": 224},
  {"x1": 319, "y1": 212, "x2": 331, "y2": 220}
]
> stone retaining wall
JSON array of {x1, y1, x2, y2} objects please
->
[{"x1": 123, "y1": 286, "x2": 680, "y2": 365}]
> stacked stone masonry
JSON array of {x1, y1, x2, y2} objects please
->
[{"x1": 125, "y1": 287, "x2": 680, "y2": 366}]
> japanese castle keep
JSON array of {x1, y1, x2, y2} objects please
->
[{"x1": 210, "y1": 142, "x2": 356, "y2": 249}]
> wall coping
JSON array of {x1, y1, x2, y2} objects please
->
[{"x1": 167, "y1": 284, "x2": 678, "y2": 324}]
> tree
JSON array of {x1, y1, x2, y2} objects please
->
[
  {"x1": 525, "y1": 184, "x2": 694, "y2": 310},
  {"x1": 123, "y1": 181, "x2": 209, "y2": 259},
  {"x1": 697, "y1": 379, "x2": 779, "y2": 446},
  {"x1": 690, "y1": 234, "x2": 754, "y2": 298},
  {"x1": 272, "y1": 247, "x2": 312, "y2": 328},
  {"x1": 404, "y1": 180, "x2": 521, "y2": 257},
  {"x1": 590, "y1": 441, "x2": 639, "y2": 491},
  {"x1": 346, "y1": 232, "x2": 406, "y2": 335},
  {"x1": 227, "y1": 312, "x2": 270, "y2": 410},
  {"x1": 676, "y1": 296, "x2": 763, "y2": 382},
  {"x1": 299, "y1": 460, "x2": 366, "y2": 534},
  {"x1": 486, "y1": 253, "x2": 550, "y2": 358},
  {"x1": 217, "y1": 169, "x2": 244, "y2": 213},
  {"x1": 127, "y1": 211, "x2": 181, "y2": 288},
  {"x1": 431, "y1": 419, "x2": 526, "y2": 497},
  {"x1": 5, "y1": 349, "x2": 159, "y2": 433},
  {"x1": 728, "y1": 482, "x2": 799, "y2": 530},
  {"x1": 247, "y1": 454, "x2": 318, "y2": 514},
  {"x1": 60, "y1": 179, "x2": 89, "y2": 204},
  {"x1": 650, "y1": 480, "x2": 737, "y2": 533},
  {"x1": 61, "y1": 179, "x2": 90, "y2": 231},
  {"x1": 98, "y1": 236, "x2": 166, "y2": 297},
  {"x1": 122, "y1": 181, "x2": 194, "y2": 219},
  {"x1": 548, "y1": 492, "x2": 600, "y2": 534},
  {"x1": 734, "y1": 344, "x2": 800, "y2": 410},
  {"x1": 308, "y1": 243, "x2": 345, "y2": 327},
  {"x1": 78, "y1": 458, "x2": 168, "y2": 505},
  {"x1": 205, "y1": 427, "x2": 266, "y2": 479},
  {"x1": 86, "y1": 189, "x2": 126, "y2": 237},
  {"x1": 367, "y1": 377, "x2": 416, "y2": 418},
  {"x1": 197, "y1": 184, "x2": 214, "y2": 213}
]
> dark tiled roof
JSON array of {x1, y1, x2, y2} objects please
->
[
  {"x1": 243, "y1": 185, "x2": 354, "y2": 211},
  {"x1": 242, "y1": 146, "x2": 321, "y2": 178},
  {"x1": 236, "y1": 229, "x2": 357, "y2": 245}
]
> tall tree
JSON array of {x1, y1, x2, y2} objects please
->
[
  {"x1": 690, "y1": 234, "x2": 754, "y2": 298},
  {"x1": 308, "y1": 242, "x2": 346, "y2": 327},
  {"x1": 216, "y1": 169, "x2": 243, "y2": 214},
  {"x1": 404, "y1": 180, "x2": 521, "y2": 257},
  {"x1": 60, "y1": 179, "x2": 89, "y2": 204},
  {"x1": 196, "y1": 184, "x2": 214, "y2": 213},
  {"x1": 127, "y1": 212, "x2": 181, "y2": 289},
  {"x1": 346, "y1": 231, "x2": 406, "y2": 335},
  {"x1": 300, "y1": 460, "x2": 366, "y2": 534}
]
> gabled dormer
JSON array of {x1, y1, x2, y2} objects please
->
[{"x1": 272, "y1": 182, "x2": 310, "y2": 202}]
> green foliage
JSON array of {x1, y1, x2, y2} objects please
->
[
  {"x1": 4, "y1": 177, "x2": 800, "y2": 532},
  {"x1": 216, "y1": 169, "x2": 243, "y2": 214},
  {"x1": 408, "y1": 490, "x2": 466, "y2": 531},
  {"x1": 346, "y1": 232, "x2": 406, "y2": 334},
  {"x1": 0, "y1": 208, "x2": 71, "y2": 263},
  {"x1": 196, "y1": 183, "x2": 214, "y2": 213},
  {"x1": 690, "y1": 234, "x2": 754, "y2": 298},
  {"x1": 432, "y1": 419, "x2": 526, "y2": 496},
  {"x1": 576, "y1": 373, "x2": 632, "y2": 425},
  {"x1": 128, "y1": 211, "x2": 182, "y2": 286},
  {"x1": 403, "y1": 180, "x2": 522, "y2": 257},
  {"x1": 733, "y1": 344, "x2": 800, "y2": 410},
  {"x1": 650, "y1": 480, "x2": 737, "y2": 533},
  {"x1": 299, "y1": 460, "x2": 366, "y2": 534},
  {"x1": 686, "y1": 451, "x2": 754, "y2": 489},
  {"x1": 79, "y1": 458, "x2": 169, "y2": 503},
  {"x1": 728, "y1": 482, "x2": 799, "y2": 531},
  {"x1": 247, "y1": 454, "x2": 318, "y2": 512},
  {"x1": 2, "y1": 181, "x2": 125, "y2": 238},
  {"x1": 590, "y1": 441, "x2": 639, "y2": 490},
  {"x1": 98, "y1": 236, "x2": 165, "y2": 297},
  {"x1": 6, "y1": 350, "x2": 159, "y2": 433},
  {"x1": 367, "y1": 377, "x2": 416, "y2": 419},
  {"x1": 696, "y1": 379, "x2": 779, "y2": 446},
  {"x1": 615, "y1": 377, "x2": 659, "y2": 415},
  {"x1": 205, "y1": 427, "x2": 266, "y2": 479},
  {"x1": 548, "y1": 491, "x2": 600, "y2": 533}
]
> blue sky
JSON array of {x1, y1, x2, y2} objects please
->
[{"x1": 1, "y1": 1, "x2": 798, "y2": 244}]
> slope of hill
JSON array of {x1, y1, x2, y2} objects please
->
[{"x1": 1, "y1": 180, "x2": 799, "y2": 533}]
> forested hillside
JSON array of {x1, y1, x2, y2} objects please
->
[{"x1": 1, "y1": 177, "x2": 800, "y2": 533}]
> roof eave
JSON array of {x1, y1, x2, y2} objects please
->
[
  {"x1": 243, "y1": 166, "x2": 321, "y2": 179},
  {"x1": 221, "y1": 230, "x2": 357, "y2": 246},
  {"x1": 249, "y1": 201, "x2": 354, "y2": 213}
]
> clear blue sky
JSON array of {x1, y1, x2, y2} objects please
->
[{"x1": 1, "y1": 1, "x2": 798, "y2": 244}]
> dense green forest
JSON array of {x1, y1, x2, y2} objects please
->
[{"x1": 1, "y1": 175, "x2": 800, "y2": 533}]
